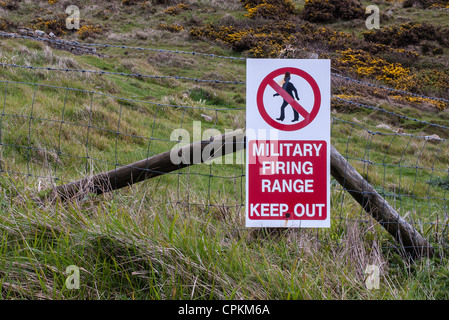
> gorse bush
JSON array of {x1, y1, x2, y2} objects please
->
[
  {"x1": 0, "y1": 0, "x2": 19, "y2": 10},
  {"x1": 164, "y1": 3, "x2": 189, "y2": 15},
  {"x1": 187, "y1": 0, "x2": 449, "y2": 102},
  {"x1": 28, "y1": 14, "x2": 69, "y2": 36},
  {"x1": 336, "y1": 48, "x2": 411, "y2": 86},
  {"x1": 189, "y1": 21, "x2": 296, "y2": 57},
  {"x1": 301, "y1": 0, "x2": 364, "y2": 23},
  {"x1": 363, "y1": 22, "x2": 449, "y2": 48},
  {"x1": 403, "y1": 0, "x2": 449, "y2": 8},
  {"x1": 76, "y1": 24, "x2": 104, "y2": 40},
  {"x1": 0, "y1": 17, "x2": 14, "y2": 31},
  {"x1": 189, "y1": 16, "x2": 422, "y2": 61},
  {"x1": 157, "y1": 23, "x2": 184, "y2": 32},
  {"x1": 335, "y1": 48, "x2": 449, "y2": 106},
  {"x1": 241, "y1": 0, "x2": 297, "y2": 20},
  {"x1": 291, "y1": 24, "x2": 419, "y2": 64},
  {"x1": 122, "y1": 0, "x2": 146, "y2": 5}
]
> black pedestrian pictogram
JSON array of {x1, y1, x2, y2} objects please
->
[
  {"x1": 273, "y1": 71, "x2": 301, "y2": 122},
  {"x1": 256, "y1": 67, "x2": 321, "y2": 131}
]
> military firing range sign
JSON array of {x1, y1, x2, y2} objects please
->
[{"x1": 246, "y1": 59, "x2": 331, "y2": 228}]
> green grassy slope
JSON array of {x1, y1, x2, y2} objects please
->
[{"x1": 0, "y1": 0, "x2": 449, "y2": 300}]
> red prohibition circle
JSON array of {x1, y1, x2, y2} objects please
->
[{"x1": 256, "y1": 67, "x2": 321, "y2": 131}]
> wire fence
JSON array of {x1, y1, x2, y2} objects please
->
[{"x1": 1, "y1": 35, "x2": 449, "y2": 255}]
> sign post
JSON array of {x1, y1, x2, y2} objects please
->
[{"x1": 246, "y1": 59, "x2": 331, "y2": 228}]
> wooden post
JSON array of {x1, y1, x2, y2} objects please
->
[{"x1": 330, "y1": 145, "x2": 433, "y2": 258}]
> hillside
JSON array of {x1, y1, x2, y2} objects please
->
[{"x1": 0, "y1": 0, "x2": 449, "y2": 301}]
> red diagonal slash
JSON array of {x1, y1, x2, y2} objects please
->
[{"x1": 268, "y1": 79, "x2": 310, "y2": 120}]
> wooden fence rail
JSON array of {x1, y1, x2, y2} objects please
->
[{"x1": 51, "y1": 130, "x2": 433, "y2": 258}]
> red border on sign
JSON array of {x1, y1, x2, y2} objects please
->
[
  {"x1": 247, "y1": 140, "x2": 328, "y2": 221},
  {"x1": 256, "y1": 67, "x2": 321, "y2": 131}
]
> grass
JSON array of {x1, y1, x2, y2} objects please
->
[
  {"x1": 0, "y1": 0, "x2": 449, "y2": 300},
  {"x1": 2, "y1": 174, "x2": 448, "y2": 299},
  {"x1": 0, "y1": 176, "x2": 422, "y2": 299}
]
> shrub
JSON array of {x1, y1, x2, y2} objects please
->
[
  {"x1": 0, "y1": 17, "x2": 15, "y2": 31},
  {"x1": 421, "y1": 40, "x2": 438, "y2": 54},
  {"x1": 301, "y1": 0, "x2": 364, "y2": 23},
  {"x1": 157, "y1": 23, "x2": 184, "y2": 32},
  {"x1": 0, "y1": 0, "x2": 19, "y2": 10},
  {"x1": 76, "y1": 24, "x2": 104, "y2": 40},
  {"x1": 402, "y1": 0, "x2": 414, "y2": 7},
  {"x1": 242, "y1": 0, "x2": 297, "y2": 20},
  {"x1": 429, "y1": 0, "x2": 449, "y2": 7},
  {"x1": 390, "y1": 95, "x2": 448, "y2": 110},
  {"x1": 402, "y1": 0, "x2": 449, "y2": 8},
  {"x1": 289, "y1": 23, "x2": 419, "y2": 65},
  {"x1": 189, "y1": 21, "x2": 295, "y2": 57},
  {"x1": 293, "y1": 24, "x2": 358, "y2": 50},
  {"x1": 189, "y1": 19, "x2": 420, "y2": 60},
  {"x1": 363, "y1": 22, "x2": 449, "y2": 48},
  {"x1": 29, "y1": 14, "x2": 69, "y2": 36},
  {"x1": 164, "y1": 3, "x2": 189, "y2": 15},
  {"x1": 433, "y1": 47, "x2": 444, "y2": 55},
  {"x1": 335, "y1": 48, "x2": 411, "y2": 86},
  {"x1": 407, "y1": 69, "x2": 449, "y2": 93},
  {"x1": 334, "y1": 48, "x2": 449, "y2": 102},
  {"x1": 122, "y1": 0, "x2": 146, "y2": 5}
]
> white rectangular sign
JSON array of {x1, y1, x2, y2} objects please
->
[{"x1": 246, "y1": 59, "x2": 331, "y2": 228}]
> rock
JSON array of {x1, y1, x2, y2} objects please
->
[
  {"x1": 35, "y1": 30, "x2": 46, "y2": 37},
  {"x1": 201, "y1": 114, "x2": 213, "y2": 122},
  {"x1": 376, "y1": 124, "x2": 391, "y2": 130},
  {"x1": 424, "y1": 134, "x2": 441, "y2": 140}
]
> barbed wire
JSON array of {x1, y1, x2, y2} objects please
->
[
  {"x1": 0, "y1": 78, "x2": 446, "y2": 144},
  {"x1": 0, "y1": 80, "x2": 244, "y2": 112},
  {"x1": 1, "y1": 77, "x2": 446, "y2": 140},
  {"x1": 332, "y1": 73, "x2": 449, "y2": 104},
  {"x1": 2, "y1": 35, "x2": 449, "y2": 251},
  {"x1": 3, "y1": 30, "x2": 449, "y2": 105},
  {"x1": 333, "y1": 96, "x2": 449, "y2": 131},
  {"x1": 0, "y1": 62, "x2": 245, "y2": 85},
  {"x1": 2, "y1": 62, "x2": 447, "y2": 121},
  {"x1": 0, "y1": 31, "x2": 247, "y2": 61}
]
